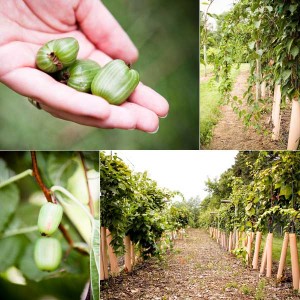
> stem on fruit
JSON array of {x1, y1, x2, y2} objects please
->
[
  {"x1": 31, "y1": 151, "x2": 85, "y2": 255},
  {"x1": 50, "y1": 185, "x2": 94, "y2": 225},
  {"x1": 0, "y1": 169, "x2": 33, "y2": 189}
]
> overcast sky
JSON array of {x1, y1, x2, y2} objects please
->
[
  {"x1": 104, "y1": 151, "x2": 238, "y2": 202},
  {"x1": 200, "y1": 0, "x2": 234, "y2": 14}
]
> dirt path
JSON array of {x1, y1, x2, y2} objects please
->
[
  {"x1": 206, "y1": 71, "x2": 290, "y2": 150},
  {"x1": 100, "y1": 229, "x2": 298, "y2": 300}
]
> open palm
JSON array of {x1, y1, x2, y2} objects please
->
[{"x1": 0, "y1": 0, "x2": 169, "y2": 132}]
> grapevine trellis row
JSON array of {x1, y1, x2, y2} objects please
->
[
  {"x1": 204, "y1": 151, "x2": 300, "y2": 291},
  {"x1": 203, "y1": 1, "x2": 300, "y2": 149},
  {"x1": 100, "y1": 152, "x2": 189, "y2": 280}
]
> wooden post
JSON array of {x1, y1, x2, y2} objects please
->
[
  {"x1": 228, "y1": 232, "x2": 233, "y2": 252},
  {"x1": 100, "y1": 226, "x2": 109, "y2": 280},
  {"x1": 124, "y1": 235, "x2": 132, "y2": 272},
  {"x1": 246, "y1": 232, "x2": 253, "y2": 265},
  {"x1": 272, "y1": 85, "x2": 281, "y2": 141},
  {"x1": 261, "y1": 81, "x2": 266, "y2": 99},
  {"x1": 289, "y1": 233, "x2": 300, "y2": 290},
  {"x1": 252, "y1": 231, "x2": 262, "y2": 270},
  {"x1": 235, "y1": 230, "x2": 239, "y2": 249},
  {"x1": 260, "y1": 237, "x2": 268, "y2": 275},
  {"x1": 106, "y1": 229, "x2": 119, "y2": 276},
  {"x1": 277, "y1": 232, "x2": 289, "y2": 281},
  {"x1": 131, "y1": 241, "x2": 135, "y2": 266},
  {"x1": 266, "y1": 233, "x2": 273, "y2": 277},
  {"x1": 287, "y1": 99, "x2": 300, "y2": 150}
]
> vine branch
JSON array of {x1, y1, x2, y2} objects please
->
[{"x1": 31, "y1": 151, "x2": 53, "y2": 203}]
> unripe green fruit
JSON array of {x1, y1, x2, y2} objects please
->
[
  {"x1": 36, "y1": 37, "x2": 79, "y2": 73},
  {"x1": 91, "y1": 59, "x2": 140, "y2": 105},
  {"x1": 58, "y1": 59, "x2": 101, "y2": 92},
  {"x1": 34, "y1": 237, "x2": 62, "y2": 271},
  {"x1": 37, "y1": 202, "x2": 63, "y2": 236}
]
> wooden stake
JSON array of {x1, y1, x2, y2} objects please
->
[
  {"x1": 277, "y1": 232, "x2": 289, "y2": 280},
  {"x1": 266, "y1": 233, "x2": 273, "y2": 277},
  {"x1": 260, "y1": 236, "x2": 268, "y2": 275},
  {"x1": 246, "y1": 232, "x2": 253, "y2": 265},
  {"x1": 287, "y1": 99, "x2": 300, "y2": 150},
  {"x1": 228, "y1": 232, "x2": 233, "y2": 252},
  {"x1": 100, "y1": 226, "x2": 109, "y2": 280},
  {"x1": 272, "y1": 85, "x2": 281, "y2": 141},
  {"x1": 289, "y1": 233, "x2": 300, "y2": 289},
  {"x1": 124, "y1": 235, "x2": 132, "y2": 272},
  {"x1": 261, "y1": 81, "x2": 266, "y2": 99},
  {"x1": 106, "y1": 229, "x2": 119, "y2": 276},
  {"x1": 131, "y1": 241, "x2": 135, "y2": 266},
  {"x1": 252, "y1": 231, "x2": 262, "y2": 270}
]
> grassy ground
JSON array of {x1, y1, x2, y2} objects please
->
[
  {"x1": 200, "y1": 63, "x2": 249, "y2": 146},
  {"x1": 261, "y1": 234, "x2": 300, "y2": 265}
]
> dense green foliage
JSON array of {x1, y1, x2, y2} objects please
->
[
  {"x1": 199, "y1": 151, "x2": 300, "y2": 234},
  {"x1": 100, "y1": 151, "x2": 189, "y2": 259},
  {"x1": 214, "y1": 1, "x2": 300, "y2": 131}
]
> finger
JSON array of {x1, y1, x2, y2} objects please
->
[
  {"x1": 75, "y1": 0, "x2": 138, "y2": 63},
  {"x1": 40, "y1": 101, "x2": 138, "y2": 130},
  {"x1": 2, "y1": 67, "x2": 111, "y2": 120},
  {"x1": 121, "y1": 102, "x2": 159, "y2": 133},
  {"x1": 129, "y1": 83, "x2": 169, "y2": 118}
]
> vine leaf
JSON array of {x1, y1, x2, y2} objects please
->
[
  {"x1": 90, "y1": 220, "x2": 100, "y2": 300},
  {"x1": 0, "y1": 236, "x2": 26, "y2": 272},
  {"x1": 0, "y1": 158, "x2": 15, "y2": 184},
  {"x1": 291, "y1": 46, "x2": 299, "y2": 59},
  {"x1": 282, "y1": 70, "x2": 292, "y2": 82},
  {"x1": 0, "y1": 184, "x2": 20, "y2": 233},
  {"x1": 47, "y1": 153, "x2": 77, "y2": 186}
]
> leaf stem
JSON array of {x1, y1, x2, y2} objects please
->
[
  {"x1": 2, "y1": 226, "x2": 38, "y2": 238},
  {"x1": 0, "y1": 169, "x2": 33, "y2": 189},
  {"x1": 79, "y1": 152, "x2": 95, "y2": 216},
  {"x1": 50, "y1": 185, "x2": 94, "y2": 225}
]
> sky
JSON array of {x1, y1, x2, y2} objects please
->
[
  {"x1": 200, "y1": 0, "x2": 234, "y2": 15},
  {"x1": 105, "y1": 151, "x2": 238, "y2": 202}
]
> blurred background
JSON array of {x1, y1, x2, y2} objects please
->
[{"x1": 0, "y1": 0, "x2": 198, "y2": 150}]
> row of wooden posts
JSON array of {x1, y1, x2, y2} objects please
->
[
  {"x1": 261, "y1": 83, "x2": 300, "y2": 150},
  {"x1": 100, "y1": 227, "x2": 136, "y2": 280},
  {"x1": 100, "y1": 227, "x2": 185, "y2": 280},
  {"x1": 209, "y1": 227, "x2": 300, "y2": 290}
]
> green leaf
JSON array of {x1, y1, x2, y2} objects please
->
[
  {"x1": 0, "y1": 159, "x2": 15, "y2": 184},
  {"x1": 47, "y1": 152, "x2": 77, "y2": 186},
  {"x1": 256, "y1": 49, "x2": 263, "y2": 56},
  {"x1": 287, "y1": 38, "x2": 294, "y2": 53},
  {"x1": 0, "y1": 184, "x2": 20, "y2": 233},
  {"x1": 90, "y1": 220, "x2": 100, "y2": 300},
  {"x1": 282, "y1": 70, "x2": 292, "y2": 82},
  {"x1": 254, "y1": 20, "x2": 261, "y2": 29},
  {"x1": 291, "y1": 46, "x2": 299, "y2": 59},
  {"x1": 280, "y1": 185, "x2": 292, "y2": 198},
  {"x1": 289, "y1": 4, "x2": 297, "y2": 14},
  {"x1": 248, "y1": 41, "x2": 256, "y2": 50},
  {"x1": 0, "y1": 236, "x2": 26, "y2": 272}
]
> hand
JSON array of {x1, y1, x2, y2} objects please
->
[{"x1": 0, "y1": 0, "x2": 169, "y2": 132}]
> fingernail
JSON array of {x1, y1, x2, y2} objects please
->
[
  {"x1": 149, "y1": 126, "x2": 159, "y2": 134},
  {"x1": 160, "y1": 113, "x2": 168, "y2": 119}
]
